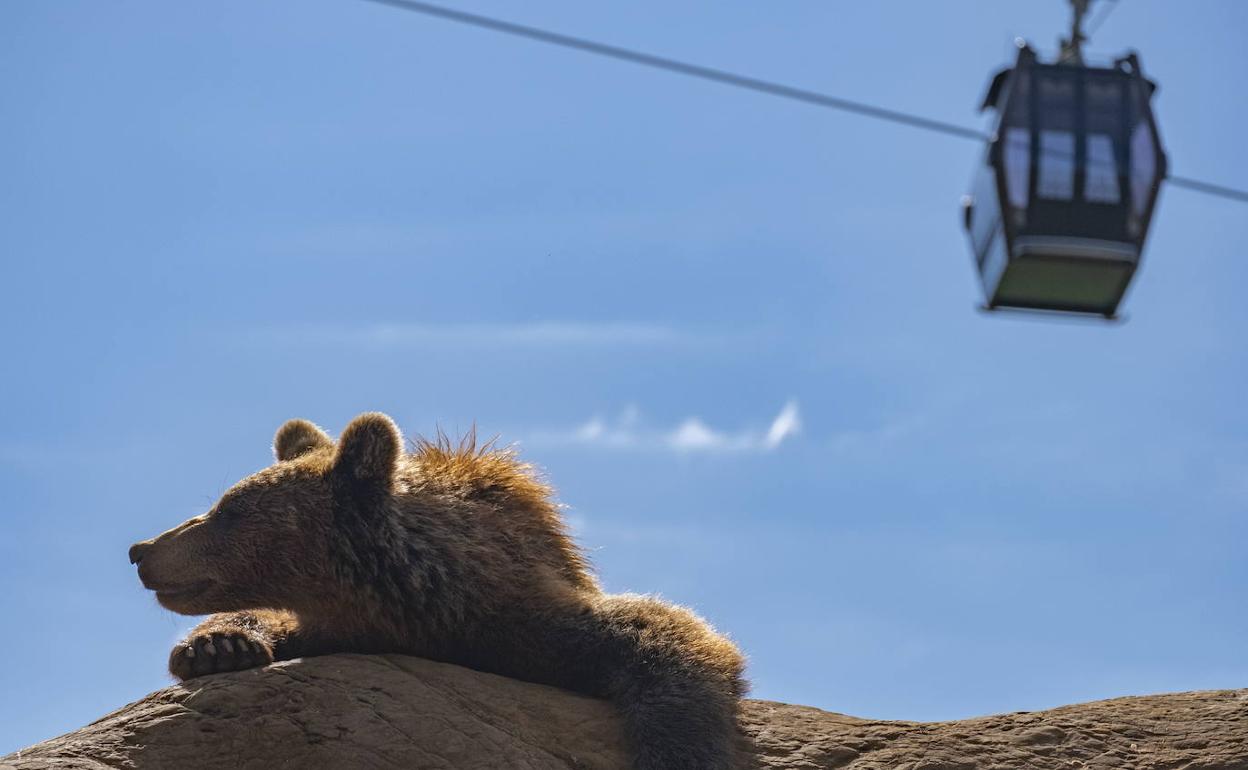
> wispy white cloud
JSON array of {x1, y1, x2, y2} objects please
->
[
  {"x1": 526, "y1": 401, "x2": 802, "y2": 454},
  {"x1": 763, "y1": 400, "x2": 802, "y2": 450},
  {"x1": 248, "y1": 321, "x2": 748, "y2": 350}
]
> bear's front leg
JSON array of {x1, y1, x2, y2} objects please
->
[{"x1": 169, "y1": 610, "x2": 297, "y2": 680}]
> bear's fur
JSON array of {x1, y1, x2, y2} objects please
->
[{"x1": 129, "y1": 413, "x2": 747, "y2": 769}]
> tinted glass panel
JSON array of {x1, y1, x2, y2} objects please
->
[
  {"x1": 1130, "y1": 122, "x2": 1157, "y2": 217},
  {"x1": 1003, "y1": 128, "x2": 1030, "y2": 209},
  {"x1": 1085, "y1": 133, "x2": 1120, "y2": 203},
  {"x1": 1084, "y1": 76, "x2": 1126, "y2": 139},
  {"x1": 969, "y1": 158, "x2": 1001, "y2": 261},
  {"x1": 1001, "y1": 70, "x2": 1030, "y2": 128},
  {"x1": 1037, "y1": 130, "x2": 1075, "y2": 200},
  {"x1": 1036, "y1": 74, "x2": 1076, "y2": 131}
]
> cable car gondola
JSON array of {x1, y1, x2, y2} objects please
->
[{"x1": 962, "y1": 3, "x2": 1167, "y2": 318}]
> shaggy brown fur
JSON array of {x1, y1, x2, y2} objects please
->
[{"x1": 129, "y1": 413, "x2": 747, "y2": 769}]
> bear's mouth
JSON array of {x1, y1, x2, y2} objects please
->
[{"x1": 151, "y1": 579, "x2": 214, "y2": 601}]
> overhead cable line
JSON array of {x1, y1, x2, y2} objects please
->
[
  {"x1": 1167, "y1": 176, "x2": 1248, "y2": 203},
  {"x1": 357, "y1": 0, "x2": 986, "y2": 141},
  {"x1": 1086, "y1": 0, "x2": 1122, "y2": 38},
  {"x1": 357, "y1": 0, "x2": 1248, "y2": 205}
]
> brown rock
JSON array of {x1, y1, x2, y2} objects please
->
[{"x1": 4, "y1": 654, "x2": 1247, "y2": 769}]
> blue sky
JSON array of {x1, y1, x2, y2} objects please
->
[{"x1": 2, "y1": 0, "x2": 1247, "y2": 754}]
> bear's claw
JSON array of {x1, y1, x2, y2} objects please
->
[{"x1": 169, "y1": 630, "x2": 273, "y2": 680}]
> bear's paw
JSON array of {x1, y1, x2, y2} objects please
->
[{"x1": 169, "y1": 630, "x2": 274, "y2": 680}]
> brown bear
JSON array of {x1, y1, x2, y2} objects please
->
[{"x1": 129, "y1": 413, "x2": 747, "y2": 769}]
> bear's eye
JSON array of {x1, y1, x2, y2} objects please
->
[{"x1": 213, "y1": 499, "x2": 245, "y2": 523}]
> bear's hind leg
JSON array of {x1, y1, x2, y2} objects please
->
[
  {"x1": 612, "y1": 666, "x2": 741, "y2": 770},
  {"x1": 552, "y1": 594, "x2": 747, "y2": 770}
]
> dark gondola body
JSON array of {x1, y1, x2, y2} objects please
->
[{"x1": 963, "y1": 44, "x2": 1167, "y2": 317}]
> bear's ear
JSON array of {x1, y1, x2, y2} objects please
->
[
  {"x1": 333, "y1": 412, "x2": 402, "y2": 484},
  {"x1": 274, "y1": 419, "x2": 333, "y2": 461}
]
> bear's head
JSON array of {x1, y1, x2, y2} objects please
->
[{"x1": 128, "y1": 413, "x2": 402, "y2": 615}]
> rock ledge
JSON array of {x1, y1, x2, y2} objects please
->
[{"x1": 4, "y1": 654, "x2": 1246, "y2": 769}]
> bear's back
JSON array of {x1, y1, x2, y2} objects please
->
[{"x1": 398, "y1": 437, "x2": 597, "y2": 595}]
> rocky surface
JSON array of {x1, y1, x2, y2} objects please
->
[{"x1": 4, "y1": 654, "x2": 1247, "y2": 769}]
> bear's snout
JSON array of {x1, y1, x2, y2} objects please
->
[
  {"x1": 129, "y1": 515, "x2": 218, "y2": 605},
  {"x1": 128, "y1": 541, "x2": 152, "y2": 565},
  {"x1": 129, "y1": 525, "x2": 220, "y2": 615}
]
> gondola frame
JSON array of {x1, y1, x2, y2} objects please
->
[{"x1": 964, "y1": 43, "x2": 1168, "y2": 318}]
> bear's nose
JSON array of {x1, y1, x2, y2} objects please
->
[{"x1": 128, "y1": 541, "x2": 152, "y2": 565}]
